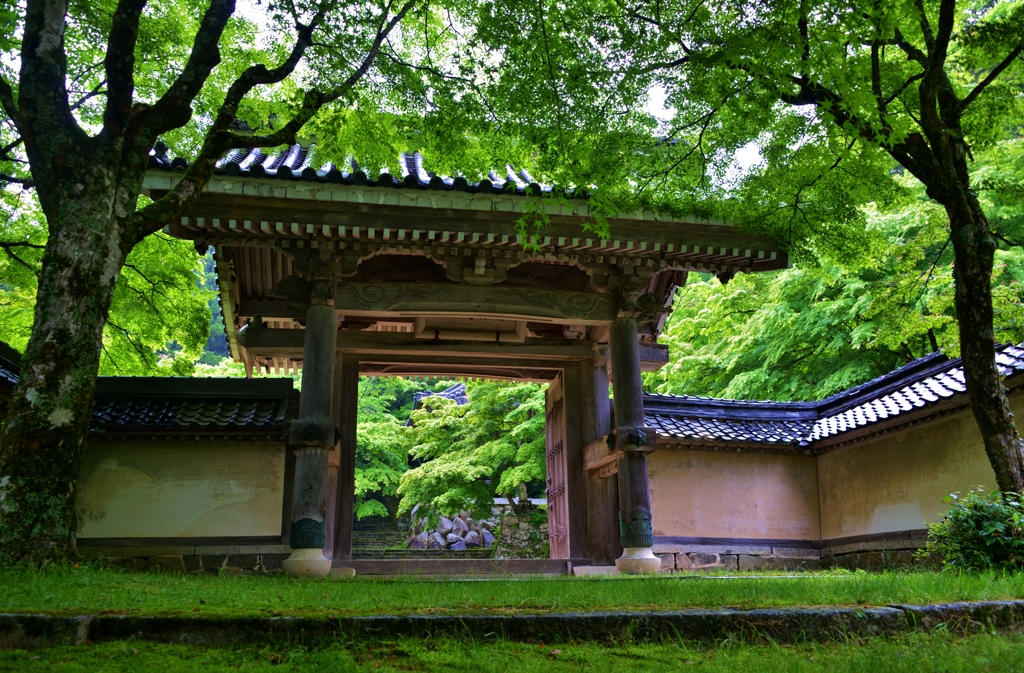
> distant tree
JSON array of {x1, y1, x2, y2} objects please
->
[
  {"x1": 397, "y1": 382, "x2": 546, "y2": 520},
  {"x1": 353, "y1": 377, "x2": 450, "y2": 520},
  {"x1": 648, "y1": 147, "x2": 1024, "y2": 401}
]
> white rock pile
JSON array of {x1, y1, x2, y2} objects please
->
[{"x1": 406, "y1": 513, "x2": 497, "y2": 550}]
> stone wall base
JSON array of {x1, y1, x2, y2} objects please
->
[
  {"x1": 81, "y1": 545, "x2": 292, "y2": 574},
  {"x1": 652, "y1": 544, "x2": 820, "y2": 572},
  {"x1": 652, "y1": 536, "x2": 936, "y2": 572}
]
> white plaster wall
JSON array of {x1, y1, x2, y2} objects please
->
[
  {"x1": 77, "y1": 440, "x2": 286, "y2": 538},
  {"x1": 648, "y1": 450, "x2": 820, "y2": 541},
  {"x1": 816, "y1": 396, "x2": 1023, "y2": 540}
]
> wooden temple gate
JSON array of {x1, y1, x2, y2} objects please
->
[
  {"x1": 545, "y1": 375, "x2": 569, "y2": 558},
  {"x1": 146, "y1": 146, "x2": 786, "y2": 572}
]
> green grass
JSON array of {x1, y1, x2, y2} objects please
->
[
  {"x1": 2, "y1": 632, "x2": 1023, "y2": 672},
  {"x1": 2, "y1": 564, "x2": 1024, "y2": 617}
]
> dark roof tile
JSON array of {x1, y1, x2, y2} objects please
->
[
  {"x1": 88, "y1": 377, "x2": 294, "y2": 435},
  {"x1": 646, "y1": 343, "x2": 1024, "y2": 449},
  {"x1": 152, "y1": 144, "x2": 584, "y2": 199}
]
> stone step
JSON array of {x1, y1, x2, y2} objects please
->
[{"x1": 352, "y1": 548, "x2": 494, "y2": 560}]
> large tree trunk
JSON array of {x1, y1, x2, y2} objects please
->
[
  {"x1": 0, "y1": 171, "x2": 129, "y2": 563},
  {"x1": 945, "y1": 191, "x2": 1024, "y2": 494}
]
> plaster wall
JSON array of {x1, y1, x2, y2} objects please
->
[
  {"x1": 77, "y1": 440, "x2": 286, "y2": 539},
  {"x1": 816, "y1": 395, "x2": 1024, "y2": 541},
  {"x1": 648, "y1": 450, "x2": 820, "y2": 541}
]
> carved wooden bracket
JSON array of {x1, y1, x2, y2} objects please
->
[
  {"x1": 288, "y1": 419, "x2": 338, "y2": 448},
  {"x1": 614, "y1": 425, "x2": 658, "y2": 453}
]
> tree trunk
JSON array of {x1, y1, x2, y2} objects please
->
[
  {"x1": 945, "y1": 192, "x2": 1024, "y2": 495},
  {"x1": 0, "y1": 175, "x2": 129, "y2": 563}
]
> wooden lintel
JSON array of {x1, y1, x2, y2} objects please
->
[
  {"x1": 638, "y1": 343, "x2": 669, "y2": 372},
  {"x1": 239, "y1": 300, "x2": 307, "y2": 321},
  {"x1": 583, "y1": 432, "x2": 617, "y2": 472},
  {"x1": 242, "y1": 329, "x2": 596, "y2": 360},
  {"x1": 360, "y1": 364, "x2": 560, "y2": 382},
  {"x1": 240, "y1": 328, "x2": 672, "y2": 372},
  {"x1": 597, "y1": 461, "x2": 618, "y2": 479},
  {"x1": 333, "y1": 282, "x2": 616, "y2": 324}
]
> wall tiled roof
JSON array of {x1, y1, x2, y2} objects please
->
[
  {"x1": 89, "y1": 377, "x2": 295, "y2": 436},
  {"x1": 0, "y1": 342, "x2": 19, "y2": 391},
  {"x1": 149, "y1": 143, "x2": 575, "y2": 198},
  {"x1": 645, "y1": 343, "x2": 1024, "y2": 450}
]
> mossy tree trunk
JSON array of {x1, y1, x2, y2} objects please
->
[
  {"x1": 931, "y1": 140, "x2": 1024, "y2": 494},
  {"x1": 0, "y1": 0, "x2": 414, "y2": 564}
]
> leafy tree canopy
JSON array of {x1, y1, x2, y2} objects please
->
[
  {"x1": 0, "y1": 194, "x2": 211, "y2": 375},
  {"x1": 398, "y1": 381, "x2": 546, "y2": 519},
  {"x1": 648, "y1": 138, "x2": 1024, "y2": 402}
]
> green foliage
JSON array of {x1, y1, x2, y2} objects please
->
[
  {"x1": 646, "y1": 143, "x2": 1024, "y2": 402},
  {"x1": 9, "y1": 564, "x2": 1024, "y2": 616},
  {"x1": 7, "y1": 633, "x2": 1024, "y2": 673},
  {"x1": 352, "y1": 377, "x2": 440, "y2": 519},
  {"x1": 925, "y1": 490, "x2": 1024, "y2": 573},
  {"x1": 0, "y1": 198, "x2": 212, "y2": 375},
  {"x1": 398, "y1": 382, "x2": 546, "y2": 519}
]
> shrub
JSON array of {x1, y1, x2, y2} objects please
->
[{"x1": 924, "y1": 489, "x2": 1024, "y2": 572}]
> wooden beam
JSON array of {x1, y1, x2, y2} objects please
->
[
  {"x1": 333, "y1": 283, "x2": 616, "y2": 324},
  {"x1": 238, "y1": 328, "x2": 670, "y2": 371},
  {"x1": 579, "y1": 354, "x2": 620, "y2": 565},
  {"x1": 583, "y1": 433, "x2": 617, "y2": 472},
  {"x1": 153, "y1": 187, "x2": 787, "y2": 258},
  {"x1": 242, "y1": 328, "x2": 594, "y2": 359},
  {"x1": 333, "y1": 356, "x2": 358, "y2": 562},
  {"x1": 359, "y1": 363, "x2": 561, "y2": 382},
  {"x1": 562, "y1": 362, "x2": 590, "y2": 560},
  {"x1": 288, "y1": 304, "x2": 338, "y2": 552},
  {"x1": 610, "y1": 317, "x2": 654, "y2": 552}
]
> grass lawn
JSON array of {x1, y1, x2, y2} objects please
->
[
  {"x1": 2, "y1": 632, "x2": 1023, "y2": 672},
  {"x1": 2, "y1": 564, "x2": 1024, "y2": 617}
]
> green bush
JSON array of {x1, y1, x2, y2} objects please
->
[{"x1": 925, "y1": 489, "x2": 1024, "y2": 572}]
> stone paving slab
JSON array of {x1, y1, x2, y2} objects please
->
[{"x1": 2, "y1": 601, "x2": 1023, "y2": 649}]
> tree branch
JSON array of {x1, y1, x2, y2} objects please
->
[
  {"x1": 892, "y1": 28, "x2": 928, "y2": 66},
  {"x1": 379, "y1": 48, "x2": 498, "y2": 121},
  {"x1": 959, "y1": 41, "x2": 1024, "y2": 112},
  {"x1": 884, "y1": 71, "x2": 924, "y2": 105},
  {"x1": 871, "y1": 40, "x2": 885, "y2": 116},
  {"x1": 0, "y1": 74, "x2": 18, "y2": 130},
  {"x1": 140, "y1": 0, "x2": 236, "y2": 135},
  {"x1": 913, "y1": 0, "x2": 936, "y2": 55},
  {"x1": 102, "y1": 0, "x2": 148, "y2": 137},
  {"x1": 104, "y1": 318, "x2": 155, "y2": 365},
  {"x1": 69, "y1": 80, "x2": 106, "y2": 112},
  {"x1": 0, "y1": 173, "x2": 34, "y2": 188},
  {"x1": 0, "y1": 240, "x2": 44, "y2": 270},
  {"x1": 133, "y1": 0, "x2": 417, "y2": 241}
]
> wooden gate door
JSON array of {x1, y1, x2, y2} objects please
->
[{"x1": 545, "y1": 375, "x2": 570, "y2": 559}]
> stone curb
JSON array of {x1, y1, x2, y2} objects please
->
[{"x1": 2, "y1": 601, "x2": 1023, "y2": 649}]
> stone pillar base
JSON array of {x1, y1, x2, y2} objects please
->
[
  {"x1": 615, "y1": 546, "x2": 661, "y2": 575},
  {"x1": 282, "y1": 548, "x2": 332, "y2": 579}
]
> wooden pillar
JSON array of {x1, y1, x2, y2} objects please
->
[
  {"x1": 580, "y1": 352, "x2": 621, "y2": 565},
  {"x1": 323, "y1": 458, "x2": 339, "y2": 560},
  {"x1": 561, "y1": 362, "x2": 590, "y2": 560},
  {"x1": 333, "y1": 355, "x2": 359, "y2": 562},
  {"x1": 288, "y1": 304, "x2": 338, "y2": 551},
  {"x1": 609, "y1": 317, "x2": 656, "y2": 556}
]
